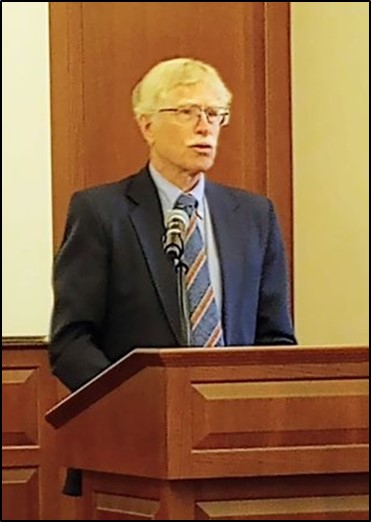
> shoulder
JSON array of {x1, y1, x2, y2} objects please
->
[
  {"x1": 69, "y1": 168, "x2": 147, "y2": 216},
  {"x1": 71, "y1": 172, "x2": 136, "y2": 204},
  {"x1": 206, "y1": 181, "x2": 273, "y2": 215}
]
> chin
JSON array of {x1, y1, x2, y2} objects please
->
[{"x1": 191, "y1": 158, "x2": 215, "y2": 173}]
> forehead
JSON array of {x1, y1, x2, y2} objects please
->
[{"x1": 162, "y1": 82, "x2": 227, "y2": 107}]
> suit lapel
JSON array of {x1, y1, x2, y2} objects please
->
[
  {"x1": 126, "y1": 169, "x2": 183, "y2": 345},
  {"x1": 206, "y1": 183, "x2": 241, "y2": 345}
]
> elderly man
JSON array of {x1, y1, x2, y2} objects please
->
[{"x1": 50, "y1": 58, "x2": 296, "y2": 493}]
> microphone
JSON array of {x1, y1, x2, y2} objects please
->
[{"x1": 163, "y1": 208, "x2": 189, "y2": 261}]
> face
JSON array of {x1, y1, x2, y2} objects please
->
[{"x1": 139, "y1": 82, "x2": 228, "y2": 188}]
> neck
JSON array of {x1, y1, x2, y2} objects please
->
[{"x1": 150, "y1": 158, "x2": 202, "y2": 192}]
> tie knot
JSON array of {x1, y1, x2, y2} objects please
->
[{"x1": 175, "y1": 193, "x2": 198, "y2": 218}]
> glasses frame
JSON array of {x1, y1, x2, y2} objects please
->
[{"x1": 158, "y1": 104, "x2": 230, "y2": 127}]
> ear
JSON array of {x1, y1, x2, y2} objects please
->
[{"x1": 138, "y1": 115, "x2": 156, "y2": 146}]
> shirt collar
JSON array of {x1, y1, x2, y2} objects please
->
[{"x1": 149, "y1": 163, "x2": 205, "y2": 219}]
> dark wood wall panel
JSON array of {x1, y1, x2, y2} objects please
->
[
  {"x1": 2, "y1": 468, "x2": 39, "y2": 521},
  {"x1": 265, "y1": 2, "x2": 293, "y2": 260},
  {"x1": 2, "y1": 368, "x2": 39, "y2": 446},
  {"x1": 1, "y1": 339, "x2": 78, "y2": 520}
]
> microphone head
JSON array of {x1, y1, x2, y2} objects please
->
[
  {"x1": 165, "y1": 208, "x2": 189, "y2": 229},
  {"x1": 163, "y1": 208, "x2": 189, "y2": 261}
]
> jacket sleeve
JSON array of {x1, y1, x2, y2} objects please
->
[
  {"x1": 255, "y1": 201, "x2": 297, "y2": 345},
  {"x1": 49, "y1": 191, "x2": 111, "y2": 391}
]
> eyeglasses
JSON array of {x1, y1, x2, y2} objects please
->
[{"x1": 158, "y1": 104, "x2": 230, "y2": 127}]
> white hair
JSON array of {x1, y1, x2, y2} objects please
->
[{"x1": 132, "y1": 57, "x2": 232, "y2": 120}]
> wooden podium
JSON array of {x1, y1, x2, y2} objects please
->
[{"x1": 45, "y1": 346, "x2": 369, "y2": 520}]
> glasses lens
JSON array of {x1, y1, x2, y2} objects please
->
[
  {"x1": 160, "y1": 105, "x2": 229, "y2": 126},
  {"x1": 205, "y1": 108, "x2": 220, "y2": 124}
]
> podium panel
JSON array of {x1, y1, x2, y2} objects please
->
[{"x1": 46, "y1": 346, "x2": 369, "y2": 520}]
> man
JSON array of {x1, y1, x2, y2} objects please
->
[{"x1": 50, "y1": 57, "x2": 296, "y2": 493}]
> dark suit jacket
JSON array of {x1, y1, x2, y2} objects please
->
[
  {"x1": 50, "y1": 166, "x2": 296, "y2": 392},
  {"x1": 50, "y1": 166, "x2": 296, "y2": 494}
]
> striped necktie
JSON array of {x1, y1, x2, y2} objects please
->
[{"x1": 175, "y1": 193, "x2": 224, "y2": 347}]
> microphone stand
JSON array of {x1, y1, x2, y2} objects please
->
[
  {"x1": 163, "y1": 208, "x2": 191, "y2": 347},
  {"x1": 174, "y1": 258, "x2": 191, "y2": 347}
]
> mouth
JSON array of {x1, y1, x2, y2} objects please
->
[{"x1": 189, "y1": 144, "x2": 214, "y2": 154}]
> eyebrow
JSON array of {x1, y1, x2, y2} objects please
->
[{"x1": 173, "y1": 101, "x2": 225, "y2": 107}]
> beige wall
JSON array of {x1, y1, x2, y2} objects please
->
[
  {"x1": 292, "y1": 2, "x2": 369, "y2": 345},
  {"x1": 2, "y1": 2, "x2": 53, "y2": 336}
]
